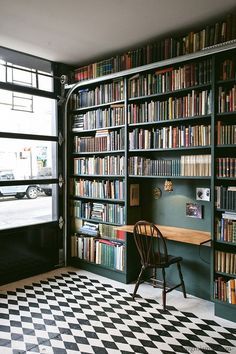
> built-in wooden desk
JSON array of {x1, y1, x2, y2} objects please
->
[{"x1": 116, "y1": 225, "x2": 211, "y2": 246}]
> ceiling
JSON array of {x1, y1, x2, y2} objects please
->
[{"x1": 0, "y1": 0, "x2": 236, "y2": 67}]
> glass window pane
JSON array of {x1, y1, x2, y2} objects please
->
[
  {"x1": 0, "y1": 183, "x2": 57, "y2": 230},
  {"x1": 0, "y1": 138, "x2": 57, "y2": 179},
  {"x1": 38, "y1": 71, "x2": 53, "y2": 91},
  {"x1": 8, "y1": 65, "x2": 33, "y2": 86},
  {"x1": 12, "y1": 92, "x2": 33, "y2": 112},
  {"x1": 0, "y1": 60, "x2": 53, "y2": 92},
  {"x1": 0, "y1": 91, "x2": 57, "y2": 136}
]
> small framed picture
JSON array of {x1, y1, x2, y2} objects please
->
[
  {"x1": 196, "y1": 188, "x2": 210, "y2": 201},
  {"x1": 186, "y1": 202, "x2": 203, "y2": 219},
  {"x1": 130, "y1": 184, "x2": 140, "y2": 206}
]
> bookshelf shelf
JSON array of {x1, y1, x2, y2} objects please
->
[
  {"x1": 217, "y1": 79, "x2": 236, "y2": 85},
  {"x1": 129, "y1": 146, "x2": 211, "y2": 152},
  {"x1": 76, "y1": 217, "x2": 124, "y2": 226},
  {"x1": 128, "y1": 83, "x2": 212, "y2": 102},
  {"x1": 216, "y1": 111, "x2": 236, "y2": 117},
  {"x1": 72, "y1": 100, "x2": 125, "y2": 112},
  {"x1": 72, "y1": 174, "x2": 125, "y2": 178},
  {"x1": 215, "y1": 271, "x2": 236, "y2": 278},
  {"x1": 72, "y1": 150, "x2": 125, "y2": 156},
  {"x1": 128, "y1": 115, "x2": 212, "y2": 127},
  {"x1": 72, "y1": 124, "x2": 125, "y2": 134},
  {"x1": 72, "y1": 196, "x2": 125, "y2": 204},
  {"x1": 216, "y1": 145, "x2": 236, "y2": 149},
  {"x1": 129, "y1": 175, "x2": 211, "y2": 179}
]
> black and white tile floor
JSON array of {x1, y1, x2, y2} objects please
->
[{"x1": 0, "y1": 268, "x2": 235, "y2": 354}]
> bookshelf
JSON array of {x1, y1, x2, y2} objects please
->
[
  {"x1": 65, "y1": 42, "x2": 236, "y2": 322},
  {"x1": 67, "y1": 77, "x2": 135, "y2": 283},
  {"x1": 213, "y1": 51, "x2": 236, "y2": 320}
]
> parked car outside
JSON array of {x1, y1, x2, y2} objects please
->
[
  {"x1": 37, "y1": 167, "x2": 52, "y2": 196},
  {"x1": 0, "y1": 170, "x2": 40, "y2": 199}
]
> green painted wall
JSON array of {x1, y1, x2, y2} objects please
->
[{"x1": 139, "y1": 178, "x2": 211, "y2": 231}]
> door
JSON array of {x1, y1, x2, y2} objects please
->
[{"x1": 0, "y1": 48, "x2": 64, "y2": 284}]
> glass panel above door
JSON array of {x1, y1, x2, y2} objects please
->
[{"x1": 0, "y1": 90, "x2": 57, "y2": 136}]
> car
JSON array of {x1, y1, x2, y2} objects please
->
[
  {"x1": 37, "y1": 167, "x2": 52, "y2": 197},
  {"x1": 40, "y1": 185, "x2": 52, "y2": 196},
  {"x1": 0, "y1": 170, "x2": 40, "y2": 199}
]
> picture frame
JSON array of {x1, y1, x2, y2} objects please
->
[
  {"x1": 186, "y1": 202, "x2": 203, "y2": 219},
  {"x1": 196, "y1": 188, "x2": 210, "y2": 201},
  {"x1": 130, "y1": 184, "x2": 140, "y2": 206}
]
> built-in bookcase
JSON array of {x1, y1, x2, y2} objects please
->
[
  {"x1": 67, "y1": 77, "x2": 133, "y2": 283},
  {"x1": 213, "y1": 50, "x2": 236, "y2": 319},
  {"x1": 65, "y1": 43, "x2": 236, "y2": 321}
]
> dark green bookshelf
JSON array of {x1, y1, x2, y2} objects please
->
[{"x1": 65, "y1": 42, "x2": 236, "y2": 321}]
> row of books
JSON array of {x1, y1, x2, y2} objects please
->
[
  {"x1": 215, "y1": 250, "x2": 236, "y2": 274},
  {"x1": 73, "y1": 178, "x2": 125, "y2": 200},
  {"x1": 216, "y1": 158, "x2": 236, "y2": 178},
  {"x1": 98, "y1": 223, "x2": 125, "y2": 240},
  {"x1": 74, "y1": 129, "x2": 125, "y2": 153},
  {"x1": 128, "y1": 59, "x2": 212, "y2": 97},
  {"x1": 215, "y1": 212, "x2": 236, "y2": 243},
  {"x1": 218, "y1": 85, "x2": 236, "y2": 113},
  {"x1": 217, "y1": 122, "x2": 236, "y2": 145},
  {"x1": 129, "y1": 157, "x2": 181, "y2": 176},
  {"x1": 73, "y1": 200, "x2": 125, "y2": 224},
  {"x1": 71, "y1": 235, "x2": 125, "y2": 271},
  {"x1": 181, "y1": 155, "x2": 211, "y2": 177},
  {"x1": 73, "y1": 81, "x2": 124, "y2": 109},
  {"x1": 78, "y1": 221, "x2": 99, "y2": 237},
  {"x1": 73, "y1": 12, "x2": 236, "y2": 82},
  {"x1": 71, "y1": 106, "x2": 125, "y2": 132},
  {"x1": 130, "y1": 154, "x2": 211, "y2": 177},
  {"x1": 73, "y1": 220, "x2": 125, "y2": 240},
  {"x1": 128, "y1": 90, "x2": 212, "y2": 123},
  {"x1": 215, "y1": 186, "x2": 236, "y2": 210},
  {"x1": 73, "y1": 154, "x2": 211, "y2": 177},
  {"x1": 214, "y1": 276, "x2": 236, "y2": 304},
  {"x1": 219, "y1": 59, "x2": 236, "y2": 81},
  {"x1": 74, "y1": 156, "x2": 125, "y2": 176},
  {"x1": 129, "y1": 125, "x2": 211, "y2": 150}
]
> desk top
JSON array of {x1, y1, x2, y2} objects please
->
[{"x1": 116, "y1": 224, "x2": 211, "y2": 246}]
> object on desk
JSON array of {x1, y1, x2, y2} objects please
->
[{"x1": 132, "y1": 220, "x2": 186, "y2": 311}]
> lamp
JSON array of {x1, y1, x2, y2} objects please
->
[{"x1": 164, "y1": 179, "x2": 173, "y2": 192}]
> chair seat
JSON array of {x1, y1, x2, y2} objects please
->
[
  {"x1": 145, "y1": 254, "x2": 183, "y2": 268},
  {"x1": 158, "y1": 254, "x2": 183, "y2": 267}
]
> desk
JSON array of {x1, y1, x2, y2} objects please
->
[
  {"x1": 116, "y1": 224, "x2": 211, "y2": 300},
  {"x1": 116, "y1": 224, "x2": 211, "y2": 246}
]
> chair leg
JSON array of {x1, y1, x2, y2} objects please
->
[
  {"x1": 161, "y1": 267, "x2": 166, "y2": 311},
  {"x1": 132, "y1": 266, "x2": 145, "y2": 299},
  {"x1": 177, "y1": 262, "x2": 187, "y2": 298},
  {"x1": 152, "y1": 267, "x2": 157, "y2": 288}
]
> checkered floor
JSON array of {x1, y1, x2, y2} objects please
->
[{"x1": 0, "y1": 272, "x2": 235, "y2": 354}]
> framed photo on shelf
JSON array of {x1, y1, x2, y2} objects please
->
[{"x1": 186, "y1": 202, "x2": 203, "y2": 219}]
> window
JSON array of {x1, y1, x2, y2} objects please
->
[{"x1": 0, "y1": 48, "x2": 59, "y2": 230}]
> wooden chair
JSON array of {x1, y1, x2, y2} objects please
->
[{"x1": 132, "y1": 220, "x2": 186, "y2": 310}]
